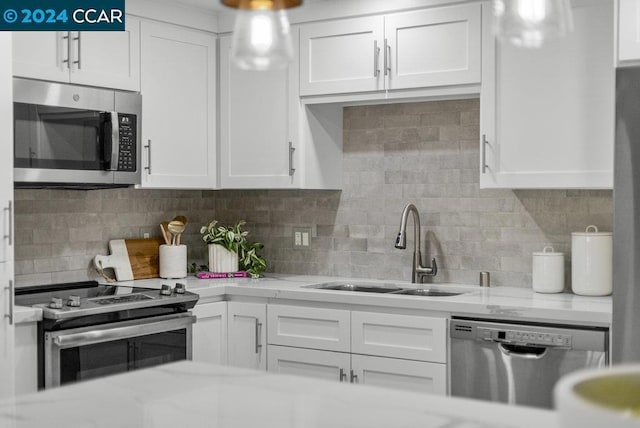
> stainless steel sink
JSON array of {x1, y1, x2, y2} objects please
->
[
  {"x1": 390, "y1": 289, "x2": 462, "y2": 297},
  {"x1": 305, "y1": 282, "x2": 464, "y2": 297},
  {"x1": 309, "y1": 282, "x2": 403, "y2": 293}
]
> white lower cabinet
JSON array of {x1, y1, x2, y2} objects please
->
[
  {"x1": 351, "y1": 354, "x2": 446, "y2": 394},
  {"x1": 268, "y1": 345, "x2": 350, "y2": 382},
  {"x1": 227, "y1": 302, "x2": 267, "y2": 370},
  {"x1": 14, "y1": 321, "x2": 37, "y2": 395},
  {"x1": 266, "y1": 305, "x2": 448, "y2": 395},
  {"x1": 267, "y1": 345, "x2": 446, "y2": 395},
  {"x1": 191, "y1": 302, "x2": 227, "y2": 365}
]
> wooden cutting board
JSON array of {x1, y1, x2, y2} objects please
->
[{"x1": 124, "y1": 238, "x2": 162, "y2": 279}]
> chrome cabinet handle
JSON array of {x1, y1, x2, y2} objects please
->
[
  {"x1": 73, "y1": 33, "x2": 81, "y2": 70},
  {"x1": 255, "y1": 319, "x2": 263, "y2": 354},
  {"x1": 373, "y1": 40, "x2": 380, "y2": 77},
  {"x1": 4, "y1": 280, "x2": 13, "y2": 325},
  {"x1": 3, "y1": 201, "x2": 12, "y2": 246},
  {"x1": 384, "y1": 39, "x2": 391, "y2": 76},
  {"x1": 481, "y1": 134, "x2": 489, "y2": 174},
  {"x1": 350, "y1": 369, "x2": 358, "y2": 383},
  {"x1": 62, "y1": 33, "x2": 71, "y2": 69},
  {"x1": 144, "y1": 139, "x2": 151, "y2": 175},
  {"x1": 288, "y1": 142, "x2": 296, "y2": 177},
  {"x1": 339, "y1": 368, "x2": 347, "y2": 382}
]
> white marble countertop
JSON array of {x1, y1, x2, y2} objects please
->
[
  {"x1": 0, "y1": 360, "x2": 557, "y2": 428},
  {"x1": 15, "y1": 273, "x2": 612, "y2": 326}
]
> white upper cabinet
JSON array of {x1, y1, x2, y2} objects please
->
[
  {"x1": 139, "y1": 20, "x2": 217, "y2": 189},
  {"x1": 384, "y1": 5, "x2": 481, "y2": 90},
  {"x1": 12, "y1": 16, "x2": 140, "y2": 91},
  {"x1": 300, "y1": 16, "x2": 384, "y2": 96},
  {"x1": 480, "y1": 0, "x2": 614, "y2": 189},
  {"x1": 617, "y1": 0, "x2": 640, "y2": 64},
  {"x1": 299, "y1": 3, "x2": 481, "y2": 96},
  {"x1": 219, "y1": 35, "x2": 299, "y2": 188}
]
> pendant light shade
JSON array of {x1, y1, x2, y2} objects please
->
[
  {"x1": 493, "y1": 0, "x2": 573, "y2": 48},
  {"x1": 222, "y1": 0, "x2": 302, "y2": 71}
]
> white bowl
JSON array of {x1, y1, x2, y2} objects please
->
[{"x1": 554, "y1": 365, "x2": 640, "y2": 428}]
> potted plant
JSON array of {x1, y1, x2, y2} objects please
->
[{"x1": 200, "y1": 220, "x2": 267, "y2": 278}]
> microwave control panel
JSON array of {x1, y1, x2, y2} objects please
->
[{"x1": 117, "y1": 114, "x2": 137, "y2": 172}]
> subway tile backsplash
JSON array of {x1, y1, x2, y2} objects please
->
[{"x1": 13, "y1": 99, "x2": 613, "y2": 288}]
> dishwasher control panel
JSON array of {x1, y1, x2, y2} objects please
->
[
  {"x1": 478, "y1": 327, "x2": 572, "y2": 347},
  {"x1": 450, "y1": 319, "x2": 574, "y2": 348}
]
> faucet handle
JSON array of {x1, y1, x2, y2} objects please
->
[{"x1": 430, "y1": 258, "x2": 437, "y2": 276}]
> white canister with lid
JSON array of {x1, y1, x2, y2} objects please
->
[
  {"x1": 532, "y1": 246, "x2": 565, "y2": 293},
  {"x1": 571, "y1": 225, "x2": 612, "y2": 296}
]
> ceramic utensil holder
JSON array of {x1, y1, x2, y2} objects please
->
[
  {"x1": 159, "y1": 244, "x2": 187, "y2": 279},
  {"x1": 532, "y1": 246, "x2": 565, "y2": 293},
  {"x1": 571, "y1": 225, "x2": 612, "y2": 296}
]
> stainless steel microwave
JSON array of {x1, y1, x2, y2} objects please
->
[{"x1": 13, "y1": 78, "x2": 141, "y2": 188}]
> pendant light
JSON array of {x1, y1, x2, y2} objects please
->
[
  {"x1": 222, "y1": 0, "x2": 302, "y2": 71},
  {"x1": 493, "y1": 0, "x2": 573, "y2": 48}
]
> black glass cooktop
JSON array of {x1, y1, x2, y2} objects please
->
[{"x1": 14, "y1": 281, "x2": 158, "y2": 307}]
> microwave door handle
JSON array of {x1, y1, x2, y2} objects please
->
[{"x1": 108, "y1": 112, "x2": 119, "y2": 171}]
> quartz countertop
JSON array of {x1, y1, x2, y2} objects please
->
[
  {"x1": 0, "y1": 360, "x2": 557, "y2": 428},
  {"x1": 15, "y1": 273, "x2": 612, "y2": 326}
]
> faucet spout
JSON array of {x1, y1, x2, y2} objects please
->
[{"x1": 394, "y1": 203, "x2": 437, "y2": 283}]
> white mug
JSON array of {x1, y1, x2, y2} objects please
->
[{"x1": 532, "y1": 246, "x2": 565, "y2": 293}]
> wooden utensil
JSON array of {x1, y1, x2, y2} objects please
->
[
  {"x1": 172, "y1": 215, "x2": 188, "y2": 245},
  {"x1": 167, "y1": 220, "x2": 185, "y2": 245},
  {"x1": 159, "y1": 222, "x2": 171, "y2": 246}
]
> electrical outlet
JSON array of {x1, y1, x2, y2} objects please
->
[
  {"x1": 293, "y1": 227, "x2": 312, "y2": 248},
  {"x1": 143, "y1": 232, "x2": 150, "y2": 239}
]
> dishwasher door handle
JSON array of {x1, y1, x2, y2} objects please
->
[{"x1": 498, "y1": 343, "x2": 548, "y2": 359}]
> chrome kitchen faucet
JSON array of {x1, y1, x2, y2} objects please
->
[{"x1": 395, "y1": 203, "x2": 437, "y2": 283}]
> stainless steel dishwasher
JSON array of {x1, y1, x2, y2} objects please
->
[{"x1": 449, "y1": 318, "x2": 608, "y2": 409}]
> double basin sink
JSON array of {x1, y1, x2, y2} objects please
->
[{"x1": 305, "y1": 282, "x2": 464, "y2": 297}]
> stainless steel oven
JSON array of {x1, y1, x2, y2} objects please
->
[{"x1": 16, "y1": 281, "x2": 198, "y2": 389}]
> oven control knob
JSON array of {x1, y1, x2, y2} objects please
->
[
  {"x1": 174, "y1": 283, "x2": 186, "y2": 294},
  {"x1": 49, "y1": 297, "x2": 63, "y2": 309},
  {"x1": 160, "y1": 284, "x2": 172, "y2": 296},
  {"x1": 67, "y1": 295, "x2": 81, "y2": 307}
]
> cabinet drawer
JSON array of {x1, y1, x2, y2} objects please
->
[
  {"x1": 267, "y1": 305, "x2": 350, "y2": 352},
  {"x1": 351, "y1": 312, "x2": 446, "y2": 363}
]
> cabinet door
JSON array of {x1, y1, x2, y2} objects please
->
[
  {"x1": 140, "y1": 21, "x2": 217, "y2": 189},
  {"x1": 0, "y1": 262, "x2": 14, "y2": 399},
  {"x1": 14, "y1": 322, "x2": 37, "y2": 396},
  {"x1": 480, "y1": 0, "x2": 614, "y2": 189},
  {"x1": 351, "y1": 312, "x2": 447, "y2": 363},
  {"x1": 351, "y1": 354, "x2": 447, "y2": 395},
  {"x1": 618, "y1": 0, "x2": 640, "y2": 63},
  {"x1": 219, "y1": 36, "x2": 298, "y2": 188},
  {"x1": 191, "y1": 302, "x2": 227, "y2": 365},
  {"x1": 385, "y1": 3, "x2": 481, "y2": 90},
  {"x1": 267, "y1": 304, "x2": 350, "y2": 352},
  {"x1": 300, "y1": 16, "x2": 384, "y2": 96},
  {"x1": 12, "y1": 31, "x2": 70, "y2": 82},
  {"x1": 267, "y1": 345, "x2": 350, "y2": 382},
  {"x1": 227, "y1": 302, "x2": 266, "y2": 370},
  {"x1": 69, "y1": 17, "x2": 141, "y2": 91}
]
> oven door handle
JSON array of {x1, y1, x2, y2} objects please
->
[{"x1": 51, "y1": 314, "x2": 196, "y2": 348}]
